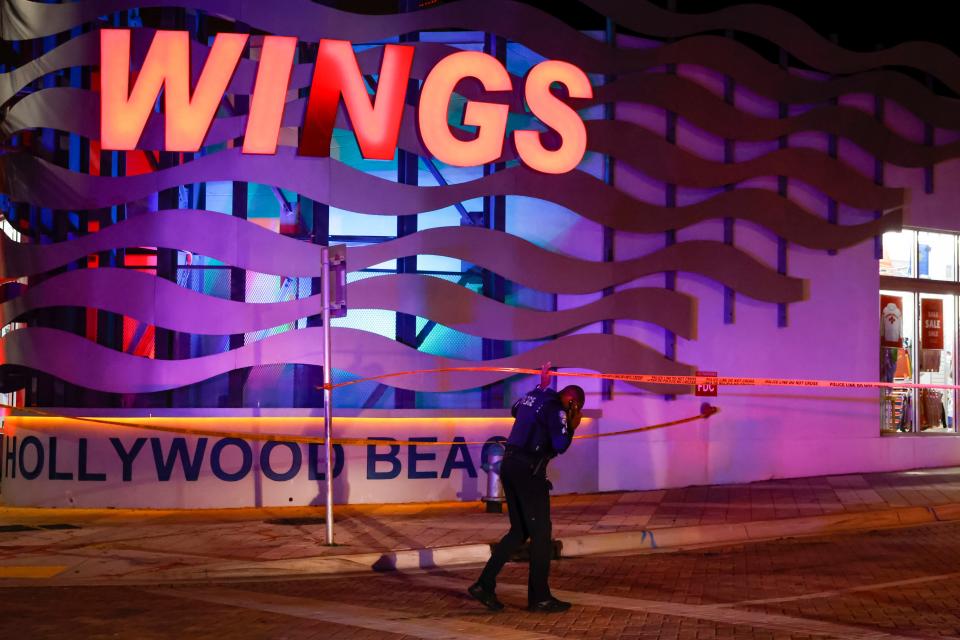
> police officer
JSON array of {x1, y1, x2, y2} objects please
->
[{"x1": 469, "y1": 362, "x2": 584, "y2": 613}]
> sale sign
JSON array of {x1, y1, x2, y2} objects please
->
[{"x1": 922, "y1": 298, "x2": 944, "y2": 349}]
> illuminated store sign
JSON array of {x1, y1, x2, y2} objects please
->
[{"x1": 100, "y1": 29, "x2": 592, "y2": 174}]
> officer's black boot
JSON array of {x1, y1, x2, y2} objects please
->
[
  {"x1": 528, "y1": 597, "x2": 571, "y2": 613},
  {"x1": 468, "y1": 582, "x2": 504, "y2": 611}
]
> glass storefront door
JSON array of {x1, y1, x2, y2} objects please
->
[
  {"x1": 880, "y1": 289, "x2": 958, "y2": 434},
  {"x1": 881, "y1": 290, "x2": 916, "y2": 433},
  {"x1": 917, "y1": 293, "x2": 955, "y2": 432}
]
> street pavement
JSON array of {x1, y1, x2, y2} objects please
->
[
  {"x1": 5, "y1": 520, "x2": 960, "y2": 638},
  {"x1": 5, "y1": 467, "x2": 960, "y2": 637}
]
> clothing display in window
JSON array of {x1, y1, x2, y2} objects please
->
[
  {"x1": 881, "y1": 348, "x2": 898, "y2": 383},
  {"x1": 882, "y1": 301, "x2": 903, "y2": 346},
  {"x1": 893, "y1": 346, "x2": 913, "y2": 380},
  {"x1": 919, "y1": 389, "x2": 947, "y2": 430},
  {"x1": 883, "y1": 390, "x2": 913, "y2": 432},
  {"x1": 882, "y1": 346, "x2": 914, "y2": 382},
  {"x1": 921, "y1": 349, "x2": 942, "y2": 372}
]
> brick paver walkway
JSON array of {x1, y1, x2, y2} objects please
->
[{"x1": 7, "y1": 519, "x2": 960, "y2": 638}]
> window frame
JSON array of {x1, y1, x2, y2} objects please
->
[{"x1": 880, "y1": 228, "x2": 960, "y2": 436}]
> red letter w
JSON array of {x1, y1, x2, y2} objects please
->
[{"x1": 100, "y1": 29, "x2": 246, "y2": 151}]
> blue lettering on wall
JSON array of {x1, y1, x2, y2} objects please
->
[
  {"x1": 441, "y1": 436, "x2": 477, "y2": 479},
  {"x1": 18, "y1": 435, "x2": 43, "y2": 481},
  {"x1": 48, "y1": 437, "x2": 73, "y2": 481},
  {"x1": 110, "y1": 437, "x2": 147, "y2": 481},
  {"x1": 408, "y1": 437, "x2": 438, "y2": 479},
  {"x1": 210, "y1": 438, "x2": 252, "y2": 482},
  {"x1": 367, "y1": 437, "x2": 401, "y2": 480},
  {"x1": 78, "y1": 438, "x2": 107, "y2": 482},
  {"x1": 151, "y1": 437, "x2": 207, "y2": 482},
  {"x1": 5, "y1": 433, "x2": 502, "y2": 485},
  {"x1": 3, "y1": 436, "x2": 15, "y2": 480},
  {"x1": 308, "y1": 443, "x2": 344, "y2": 480},
  {"x1": 261, "y1": 441, "x2": 301, "y2": 482}
]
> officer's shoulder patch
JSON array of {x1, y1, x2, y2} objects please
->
[{"x1": 559, "y1": 410, "x2": 567, "y2": 428}]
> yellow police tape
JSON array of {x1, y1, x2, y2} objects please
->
[
  {"x1": 8, "y1": 361, "x2": 949, "y2": 446},
  {"x1": 0, "y1": 402, "x2": 717, "y2": 447},
  {"x1": 321, "y1": 366, "x2": 960, "y2": 392}
]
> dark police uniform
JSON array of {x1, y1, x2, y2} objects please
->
[{"x1": 477, "y1": 385, "x2": 575, "y2": 606}]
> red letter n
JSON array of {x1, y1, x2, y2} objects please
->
[{"x1": 298, "y1": 40, "x2": 413, "y2": 160}]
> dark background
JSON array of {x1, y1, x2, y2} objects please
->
[{"x1": 333, "y1": 0, "x2": 960, "y2": 55}]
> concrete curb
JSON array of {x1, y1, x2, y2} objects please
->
[
  {"x1": 556, "y1": 505, "x2": 944, "y2": 558},
  {"x1": 141, "y1": 543, "x2": 494, "y2": 583},
  {"x1": 132, "y1": 503, "x2": 960, "y2": 584}
]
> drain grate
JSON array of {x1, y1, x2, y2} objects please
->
[{"x1": 264, "y1": 517, "x2": 326, "y2": 526}]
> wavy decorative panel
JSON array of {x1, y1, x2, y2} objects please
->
[
  {"x1": 0, "y1": 268, "x2": 696, "y2": 340},
  {"x1": 0, "y1": 214, "x2": 804, "y2": 301},
  {"x1": 0, "y1": 210, "x2": 318, "y2": 280},
  {"x1": 0, "y1": 152, "x2": 902, "y2": 235},
  {"x1": 0, "y1": 327, "x2": 694, "y2": 394}
]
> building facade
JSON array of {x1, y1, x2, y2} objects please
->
[{"x1": 1, "y1": 0, "x2": 959, "y2": 507}]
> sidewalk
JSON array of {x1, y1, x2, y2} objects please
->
[{"x1": 3, "y1": 466, "x2": 960, "y2": 586}]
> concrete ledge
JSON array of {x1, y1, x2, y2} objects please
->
[
  {"x1": 558, "y1": 523, "x2": 752, "y2": 557},
  {"x1": 932, "y1": 503, "x2": 960, "y2": 521},
  {"x1": 371, "y1": 543, "x2": 493, "y2": 572},
  {"x1": 138, "y1": 543, "x2": 495, "y2": 584},
  {"x1": 558, "y1": 505, "x2": 944, "y2": 559}
]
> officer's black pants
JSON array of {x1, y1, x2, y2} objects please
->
[{"x1": 478, "y1": 455, "x2": 553, "y2": 604}]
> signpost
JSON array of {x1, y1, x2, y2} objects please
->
[{"x1": 322, "y1": 245, "x2": 347, "y2": 545}]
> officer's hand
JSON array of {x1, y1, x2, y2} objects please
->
[
  {"x1": 539, "y1": 361, "x2": 552, "y2": 389},
  {"x1": 567, "y1": 402, "x2": 582, "y2": 431}
]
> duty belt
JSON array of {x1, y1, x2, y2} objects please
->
[{"x1": 504, "y1": 445, "x2": 550, "y2": 475}]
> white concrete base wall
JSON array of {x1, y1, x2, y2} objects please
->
[
  {"x1": 2, "y1": 407, "x2": 958, "y2": 507},
  {"x1": 0, "y1": 411, "x2": 599, "y2": 509},
  {"x1": 4, "y1": 407, "x2": 958, "y2": 508},
  {"x1": 598, "y1": 411, "x2": 960, "y2": 492}
]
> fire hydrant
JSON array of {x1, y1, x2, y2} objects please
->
[{"x1": 481, "y1": 438, "x2": 506, "y2": 513}]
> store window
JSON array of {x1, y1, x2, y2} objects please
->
[
  {"x1": 917, "y1": 231, "x2": 956, "y2": 281},
  {"x1": 879, "y1": 229, "x2": 960, "y2": 434},
  {"x1": 880, "y1": 290, "x2": 915, "y2": 432},
  {"x1": 880, "y1": 229, "x2": 915, "y2": 277},
  {"x1": 918, "y1": 294, "x2": 954, "y2": 432}
]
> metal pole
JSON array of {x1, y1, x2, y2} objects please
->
[{"x1": 321, "y1": 246, "x2": 335, "y2": 545}]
